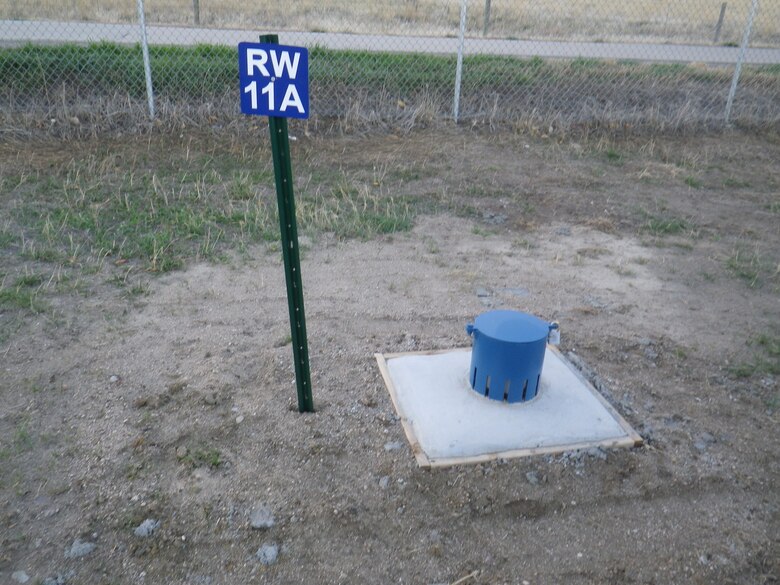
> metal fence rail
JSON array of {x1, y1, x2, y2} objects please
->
[{"x1": 1, "y1": 0, "x2": 778, "y2": 128}]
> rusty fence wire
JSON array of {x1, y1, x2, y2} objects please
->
[{"x1": 0, "y1": 0, "x2": 778, "y2": 129}]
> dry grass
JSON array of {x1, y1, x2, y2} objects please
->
[{"x1": 2, "y1": 0, "x2": 779, "y2": 45}]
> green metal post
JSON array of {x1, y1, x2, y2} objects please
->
[{"x1": 261, "y1": 33, "x2": 314, "y2": 413}]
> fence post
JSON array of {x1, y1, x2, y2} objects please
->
[
  {"x1": 453, "y1": 0, "x2": 468, "y2": 122},
  {"x1": 713, "y1": 2, "x2": 727, "y2": 43},
  {"x1": 724, "y1": 0, "x2": 759, "y2": 125},
  {"x1": 193, "y1": 0, "x2": 200, "y2": 25},
  {"x1": 483, "y1": 0, "x2": 491, "y2": 37},
  {"x1": 136, "y1": 0, "x2": 155, "y2": 119}
]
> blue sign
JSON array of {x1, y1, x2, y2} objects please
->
[{"x1": 238, "y1": 42, "x2": 309, "y2": 119}]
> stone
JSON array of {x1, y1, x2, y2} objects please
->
[
  {"x1": 12, "y1": 571, "x2": 30, "y2": 583},
  {"x1": 256, "y1": 543, "x2": 279, "y2": 566},
  {"x1": 383, "y1": 441, "x2": 403, "y2": 451},
  {"x1": 694, "y1": 432, "x2": 716, "y2": 452},
  {"x1": 42, "y1": 571, "x2": 74, "y2": 585},
  {"x1": 133, "y1": 518, "x2": 160, "y2": 538},
  {"x1": 525, "y1": 471, "x2": 540, "y2": 485},
  {"x1": 250, "y1": 504, "x2": 275, "y2": 529},
  {"x1": 378, "y1": 476, "x2": 390, "y2": 489},
  {"x1": 475, "y1": 287, "x2": 491, "y2": 298},
  {"x1": 586, "y1": 447, "x2": 608, "y2": 461},
  {"x1": 501, "y1": 287, "x2": 530, "y2": 298},
  {"x1": 65, "y1": 539, "x2": 95, "y2": 559}
]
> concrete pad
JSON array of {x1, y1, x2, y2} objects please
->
[{"x1": 375, "y1": 347, "x2": 642, "y2": 468}]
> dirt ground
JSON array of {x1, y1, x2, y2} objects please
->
[{"x1": 1, "y1": 126, "x2": 779, "y2": 585}]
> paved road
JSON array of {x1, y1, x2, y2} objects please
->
[{"x1": 2, "y1": 19, "x2": 779, "y2": 65}]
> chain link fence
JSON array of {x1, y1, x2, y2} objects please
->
[{"x1": 1, "y1": 0, "x2": 778, "y2": 130}]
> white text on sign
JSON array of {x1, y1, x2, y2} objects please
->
[{"x1": 238, "y1": 43, "x2": 309, "y2": 119}]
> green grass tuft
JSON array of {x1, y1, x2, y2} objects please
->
[{"x1": 641, "y1": 214, "x2": 692, "y2": 237}]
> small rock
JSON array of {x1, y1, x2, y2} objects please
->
[
  {"x1": 65, "y1": 539, "x2": 95, "y2": 558},
  {"x1": 643, "y1": 347, "x2": 659, "y2": 361},
  {"x1": 134, "y1": 518, "x2": 160, "y2": 538},
  {"x1": 109, "y1": 375, "x2": 120, "y2": 383},
  {"x1": 256, "y1": 543, "x2": 279, "y2": 566},
  {"x1": 378, "y1": 476, "x2": 390, "y2": 489},
  {"x1": 384, "y1": 441, "x2": 403, "y2": 452},
  {"x1": 501, "y1": 287, "x2": 530, "y2": 297},
  {"x1": 167, "y1": 380, "x2": 187, "y2": 394},
  {"x1": 586, "y1": 447, "x2": 608, "y2": 461},
  {"x1": 482, "y1": 212, "x2": 507, "y2": 225},
  {"x1": 525, "y1": 471, "x2": 540, "y2": 485},
  {"x1": 475, "y1": 287, "x2": 491, "y2": 298},
  {"x1": 202, "y1": 392, "x2": 220, "y2": 406},
  {"x1": 555, "y1": 226, "x2": 572, "y2": 236},
  {"x1": 639, "y1": 338, "x2": 654, "y2": 347},
  {"x1": 175, "y1": 445, "x2": 189, "y2": 459},
  {"x1": 12, "y1": 571, "x2": 30, "y2": 583},
  {"x1": 250, "y1": 504, "x2": 275, "y2": 529},
  {"x1": 235, "y1": 415, "x2": 244, "y2": 424},
  {"x1": 583, "y1": 294, "x2": 608, "y2": 309},
  {"x1": 42, "y1": 572, "x2": 74, "y2": 585},
  {"x1": 694, "y1": 432, "x2": 716, "y2": 452}
]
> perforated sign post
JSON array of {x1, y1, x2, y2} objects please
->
[{"x1": 239, "y1": 34, "x2": 313, "y2": 412}]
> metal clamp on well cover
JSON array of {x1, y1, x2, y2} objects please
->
[{"x1": 466, "y1": 310, "x2": 558, "y2": 403}]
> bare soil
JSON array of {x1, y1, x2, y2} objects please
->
[{"x1": 1, "y1": 127, "x2": 779, "y2": 585}]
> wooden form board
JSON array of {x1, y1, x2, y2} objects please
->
[{"x1": 375, "y1": 346, "x2": 643, "y2": 469}]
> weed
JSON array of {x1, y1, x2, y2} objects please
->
[
  {"x1": 13, "y1": 420, "x2": 34, "y2": 452},
  {"x1": 605, "y1": 148, "x2": 622, "y2": 163},
  {"x1": 185, "y1": 447, "x2": 222, "y2": 469},
  {"x1": 423, "y1": 237, "x2": 440, "y2": 254},
  {"x1": 611, "y1": 264, "x2": 636, "y2": 277},
  {"x1": 725, "y1": 246, "x2": 777, "y2": 288},
  {"x1": 298, "y1": 181, "x2": 413, "y2": 239},
  {"x1": 0, "y1": 286, "x2": 46, "y2": 313},
  {"x1": 0, "y1": 228, "x2": 16, "y2": 249},
  {"x1": 730, "y1": 334, "x2": 780, "y2": 378},
  {"x1": 471, "y1": 226, "x2": 494, "y2": 237},
  {"x1": 15, "y1": 273, "x2": 44, "y2": 288},
  {"x1": 683, "y1": 176, "x2": 702, "y2": 189},
  {"x1": 723, "y1": 177, "x2": 751, "y2": 189},
  {"x1": 766, "y1": 392, "x2": 779, "y2": 413},
  {"x1": 756, "y1": 334, "x2": 780, "y2": 359},
  {"x1": 512, "y1": 238, "x2": 536, "y2": 251},
  {"x1": 641, "y1": 212, "x2": 694, "y2": 237},
  {"x1": 700, "y1": 271, "x2": 716, "y2": 282}
]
